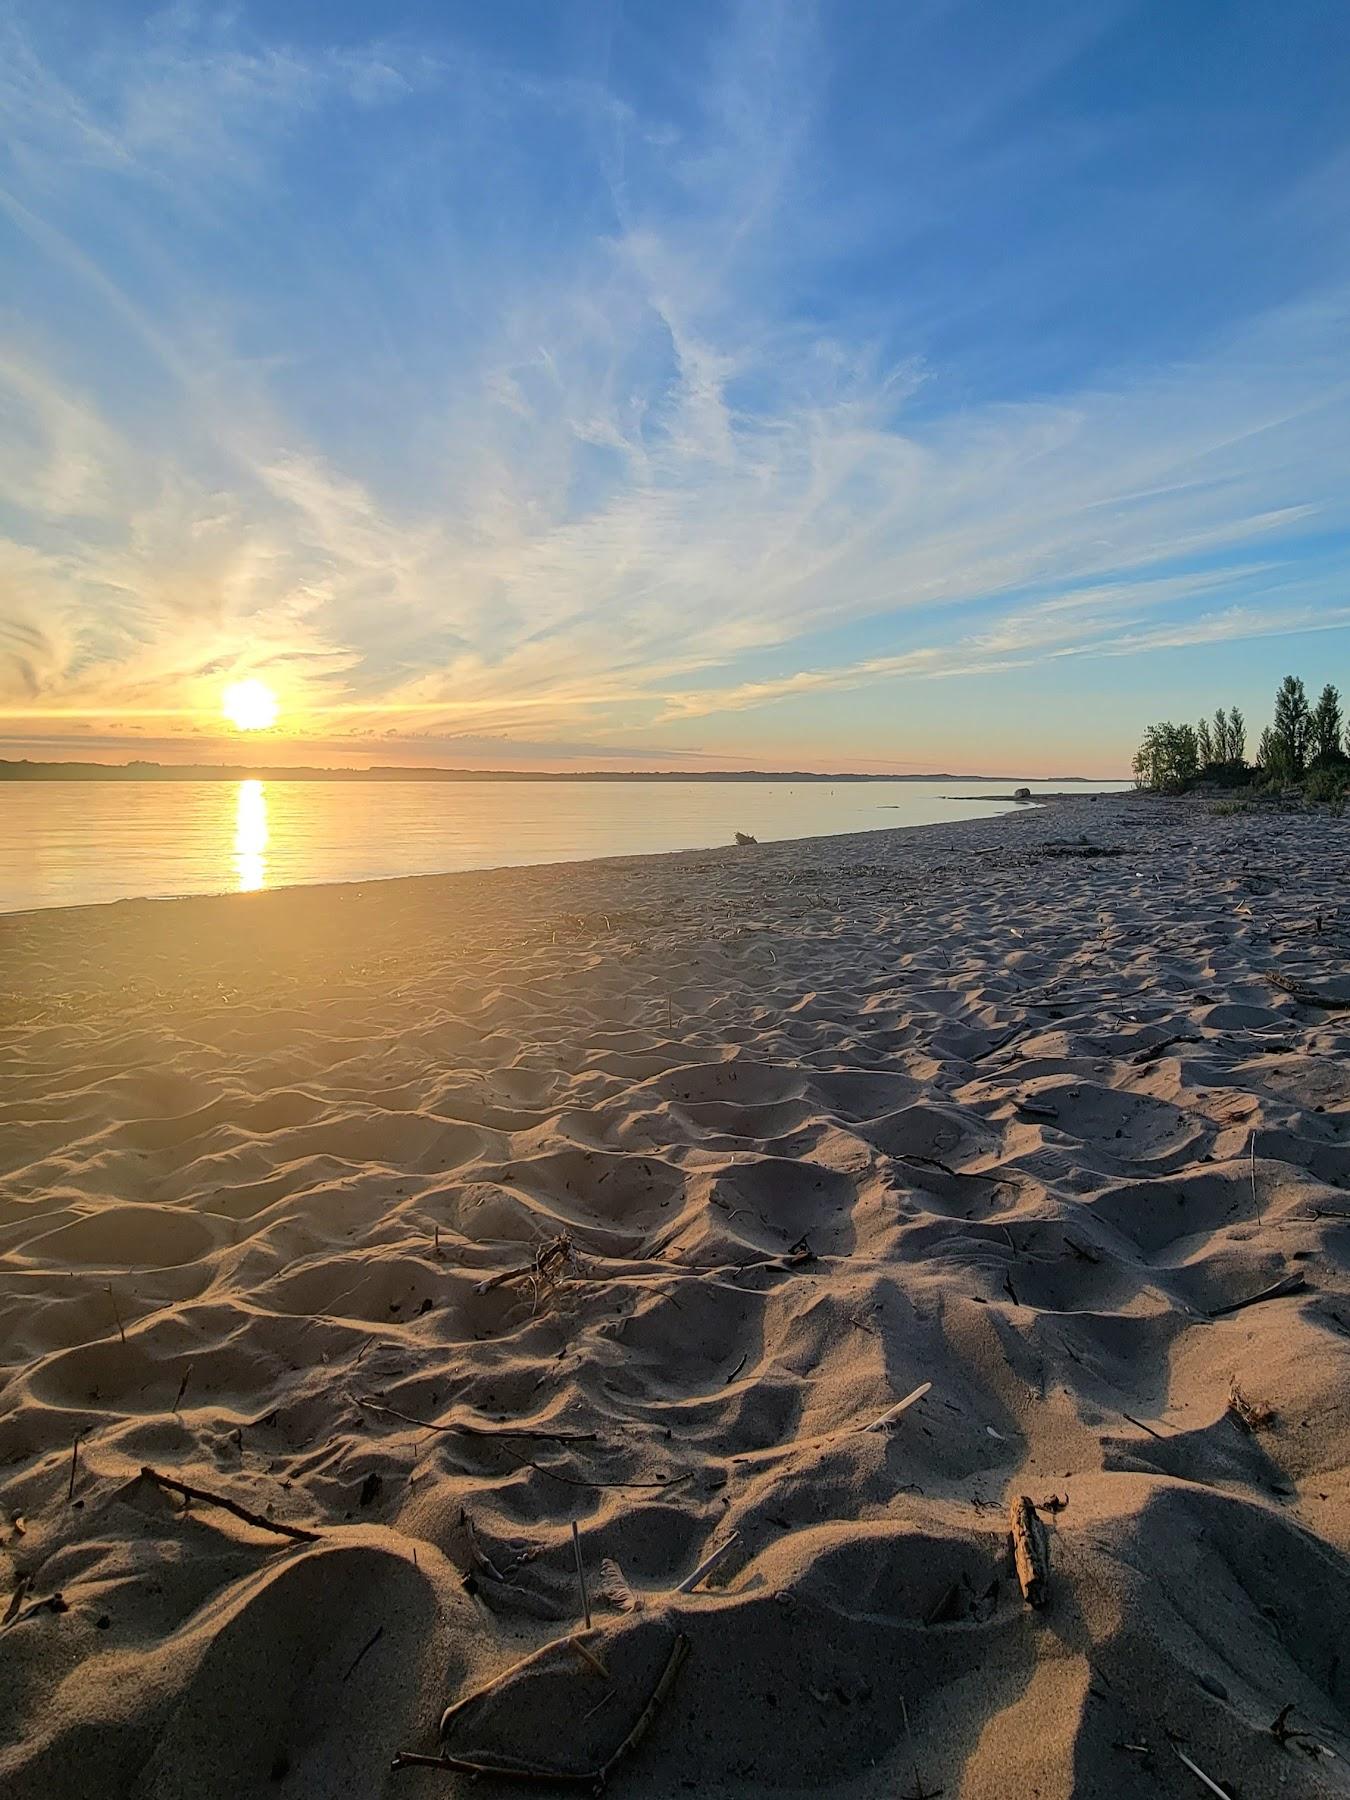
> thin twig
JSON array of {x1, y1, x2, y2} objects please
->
[
  {"x1": 1209, "y1": 1273, "x2": 1306, "y2": 1318},
  {"x1": 571, "y1": 1520, "x2": 592, "y2": 1630},
  {"x1": 408, "y1": 1635, "x2": 691, "y2": 1786},
  {"x1": 1173, "y1": 1744, "x2": 1234, "y2": 1797},
  {"x1": 139, "y1": 1465, "x2": 319, "y2": 1542},
  {"x1": 439, "y1": 1631, "x2": 601, "y2": 1737},
  {"x1": 1121, "y1": 1412, "x2": 1168, "y2": 1441},
  {"x1": 518, "y1": 1458, "x2": 693, "y2": 1493},
  {"x1": 1250, "y1": 1131, "x2": 1262, "y2": 1225},
  {"x1": 106, "y1": 1284, "x2": 126, "y2": 1346},
  {"x1": 67, "y1": 1433, "x2": 81, "y2": 1503},
  {"x1": 676, "y1": 1533, "x2": 741, "y2": 1594},
  {"x1": 342, "y1": 1624, "x2": 384, "y2": 1681},
  {"x1": 598, "y1": 1633, "x2": 690, "y2": 1781}
]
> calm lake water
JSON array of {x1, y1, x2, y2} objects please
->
[{"x1": 0, "y1": 778, "x2": 1128, "y2": 913}]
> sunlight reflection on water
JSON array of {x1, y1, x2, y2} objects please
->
[
  {"x1": 0, "y1": 777, "x2": 1132, "y2": 912},
  {"x1": 233, "y1": 779, "x2": 268, "y2": 891}
]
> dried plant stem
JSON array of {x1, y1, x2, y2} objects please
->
[
  {"x1": 414, "y1": 1635, "x2": 690, "y2": 1786},
  {"x1": 139, "y1": 1466, "x2": 318, "y2": 1542},
  {"x1": 571, "y1": 1520, "x2": 591, "y2": 1630}
]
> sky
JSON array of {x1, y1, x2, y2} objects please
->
[{"x1": 2, "y1": 1, "x2": 1349, "y2": 776}]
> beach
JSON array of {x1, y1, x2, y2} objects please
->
[{"x1": 2, "y1": 790, "x2": 1348, "y2": 1798}]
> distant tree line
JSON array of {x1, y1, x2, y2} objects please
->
[{"x1": 1132, "y1": 676, "x2": 1349, "y2": 801}]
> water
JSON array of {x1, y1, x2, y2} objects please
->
[{"x1": 0, "y1": 778, "x2": 1128, "y2": 913}]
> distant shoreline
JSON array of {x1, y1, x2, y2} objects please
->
[{"x1": 0, "y1": 759, "x2": 1112, "y2": 784}]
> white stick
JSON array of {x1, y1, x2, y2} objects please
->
[
  {"x1": 861, "y1": 1381, "x2": 932, "y2": 1432},
  {"x1": 676, "y1": 1532, "x2": 742, "y2": 1594},
  {"x1": 1174, "y1": 1746, "x2": 1233, "y2": 1798}
]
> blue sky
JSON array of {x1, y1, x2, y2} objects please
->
[{"x1": 2, "y1": 0, "x2": 1348, "y2": 773}]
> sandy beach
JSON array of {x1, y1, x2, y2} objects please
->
[{"x1": 2, "y1": 791, "x2": 1348, "y2": 1799}]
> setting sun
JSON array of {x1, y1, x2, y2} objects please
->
[{"x1": 222, "y1": 679, "x2": 279, "y2": 733}]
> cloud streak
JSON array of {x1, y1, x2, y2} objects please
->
[{"x1": 1, "y1": 2, "x2": 1348, "y2": 769}]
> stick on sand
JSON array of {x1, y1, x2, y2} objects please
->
[
  {"x1": 411, "y1": 1634, "x2": 691, "y2": 1784},
  {"x1": 676, "y1": 1532, "x2": 741, "y2": 1593},
  {"x1": 139, "y1": 1466, "x2": 319, "y2": 1543},
  {"x1": 571, "y1": 1520, "x2": 591, "y2": 1630},
  {"x1": 1009, "y1": 1495, "x2": 1050, "y2": 1607}
]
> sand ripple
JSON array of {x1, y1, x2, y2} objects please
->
[{"x1": 1, "y1": 794, "x2": 1348, "y2": 1797}]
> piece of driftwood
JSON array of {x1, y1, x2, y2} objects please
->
[
  {"x1": 401, "y1": 1634, "x2": 690, "y2": 1784},
  {"x1": 1266, "y1": 972, "x2": 1350, "y2": 1010},
  {"x1": 1131, "y1": 1033, "x2": 1200, "y2": 1065},
  {"x1": 1208, "y1": 1274, "x2": 1306, "y2": 1318},
  {"x1": 2, "y1": 1572, "x2": 31, "y2": 1628},
  {"x1": 676, "y1": 1533, "x2": 741, "y2": 1594},
  {"x1": 138, "y1": 1466, "x2": 318, "y2": 1543},
  {"x1": 571, "y1": 1521, "x2": 592, "y2": 1630},
  {"x1": 1173, "y1": 1744, "x2": 1233, "y2": 1797},
  {"x1": 1009, "y1": 1495, "x2": 1049, "y2": 1608}
]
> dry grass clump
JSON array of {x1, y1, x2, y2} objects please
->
[
  {"x1": 477, "y1": 1232, "x2": 585, "y2": 1313},
  {"x1": 1227, "y1": 1379, "x2": 1276, "y2": 1432}
]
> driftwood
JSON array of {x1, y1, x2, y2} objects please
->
[
  {"x1": 400, "y1": 1633, "x2": 691, "y2": 1785},
  {"x1": 571, "y1": 1521, "x2": 592, "y2": 1629},
  {"x1": 1267, "y1": 972, "x2": 1350, "y2": 1010},
  {"x1": 138, "y1": 1466, "x2": 319, "y2": 1543},
  {"x1": 1131, "y1": 1033, "x2": 1201, "y2": 1065},
  {"x1": 676, "y1": 1533, "x2": 741, "y2": 1594},
  {"x1": 1009, "y1": 1495, "x2": 1050, "y2": 1608},
  {"x1": 1208, "y1": 1273, "x2": 1306, "y2": 1318}
]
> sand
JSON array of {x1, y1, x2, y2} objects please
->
[{"x1": 1, "y1": 791, "x2": 1348, "y2": 1799}]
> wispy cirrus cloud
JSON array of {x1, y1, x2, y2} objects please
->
[{"x1": 1, "y1": 1, "x2": 1348, "y2": 770}]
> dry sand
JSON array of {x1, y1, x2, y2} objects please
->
[{"x1": 1, "y1": 791, "x2": 1348, "y2": 1799}]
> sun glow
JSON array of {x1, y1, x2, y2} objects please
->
[{"x1": 222, "y1": 679, "x2": 279, "y2": 732}]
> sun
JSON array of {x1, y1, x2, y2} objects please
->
[{"x1": 222, "y1": 679, "x2": 280, "y2": 732}]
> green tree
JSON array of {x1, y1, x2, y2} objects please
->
[
  {"x1": 1196, "y1": 718, "x2": 1214, "y2": 766},
  {"x1": 1270, "y1": 675, "x2": 1310, "y2": 776},
  {"x1": 1258, "y1": 724, "x2": 1294, "y2": 783},
  {"x1": 1132, "y1": 722, "x2": 1200, "y2": 792},
  {"x1": 1212, "y1": 707, "x2": 1229, "y2": 761},
  {"x1": 1229, "y1": 706, "x2": 1246, "y2": 766},
  {"x1": 1311, "y1": 683, "x2": 1343, "y2": 764}
]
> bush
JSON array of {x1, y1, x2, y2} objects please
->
[
  {"x1": 1132, "y1": 722, "x2": 1200, "y2": 792},
  {"x1": 1306, "y1": 764, "x2": 1349, "y2": 812}
]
